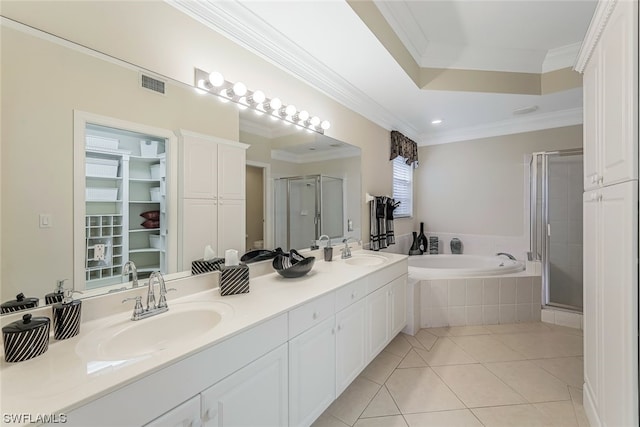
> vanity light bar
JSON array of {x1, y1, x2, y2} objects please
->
[{"x1": 194, "y1": 68, "x2": 330, "y2": 134}]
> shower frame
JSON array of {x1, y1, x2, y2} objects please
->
[
  {"x1": 275, "y1": 174, "x2": 344, "y2": 250},
  {"x1": 529, "y1": 148, "x2": 584, "y2": 312}
]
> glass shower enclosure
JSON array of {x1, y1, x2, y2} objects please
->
[
  {"x1": 529, "y1": 148, "x2": 584, "y2": 312},
  {"x1": 274, "y1": 175, "x2": 344, "y2": 251}
]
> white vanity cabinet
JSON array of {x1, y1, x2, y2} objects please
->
[{"x1": 177, "y1": 130, "x2": 249, "y2": 268}]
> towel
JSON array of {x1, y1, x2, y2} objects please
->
[{"x1": 370, "y1": 196, "x2": 399, "y2": 251}]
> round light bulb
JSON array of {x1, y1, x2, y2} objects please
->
[
  {"x1": 208, "y1": 71, "x2": 225, "y2": 87},
  {"x1": 320, "y1": 120, "x2": 331, "y2": 130},
  {"x1": 232, "y1": 81, "x2": 247, "y2": 97},
  {"x1": 249, "y1": 90, "x2": 265, "y2": 104},
  {"x1": 298, "y1": 110, "x2": 309, "y2": 122},
  {"x1": 266, "y1": 97, "x2": 282, "y2": 111},
  {"x1": 285, "y1": 104, "x2": 297, "y2": 117},
  {"x1": 310, "y1": 116, "x2": 320, "y2": 126}
]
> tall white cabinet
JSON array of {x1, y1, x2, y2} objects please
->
[
  {"x1": 177, "y1": 130, "x2": 248, "y2": 269},
  {"x1": 576, "y1": 1, "x2": 639, "y2": 425}
]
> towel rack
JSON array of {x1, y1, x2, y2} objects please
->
[{"x1": 365, "y1": 193, "x2": 375, "y2": 203}]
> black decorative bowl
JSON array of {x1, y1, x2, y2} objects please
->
[
  {"x1": 272, "y1": 251, "x2": 315, "y2": 278},
  {"x1": 241, "y1": 248, "x2": 284, "y2": 264}
]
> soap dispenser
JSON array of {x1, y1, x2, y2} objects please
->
[
  {"x1": 52, "y1": 285, "x2": 82, "y2": 340},
  {"x1": 45, "y1": 279, "x2": 67, "y2": 305}
]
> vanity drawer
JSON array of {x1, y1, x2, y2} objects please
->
[
  {"x1": 288, "y1": 292, "x2": 335, "y2": 338},
  {"x1": 335, "y1": 278, "x2": 366, "y2": 312}
]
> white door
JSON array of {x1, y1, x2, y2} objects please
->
[
  {"x1": 144, "y1": 395, "x2": 201, "y2": 427},
  {"x1": 389, "y1": 275, "x2": 407, "y2": 337},
  {"x1": 182, "y1": 199, "x2": 217, "y2": 269},
  {"x1": 218, "y1": 144, "x2": 246, "y2": 200},
  {"x1": 598, "y1": 181, "x2": 638, "y2": 427},
  {"x1": 582, "y1": 189, "x2": 600, "y2": 415},
  {"x1": 335, "y1": 299, "x2": 367, "y2": 396},
  {"x1": 599, "y1": 0, "x2": 637, "y2": 186},
  {"x1": 289, "y1": 317, "x2": 336, "y2": 427},
  {"x1": 582, "y1": 46, "x2": 600, "y2": 191},
  {"x1": 366, "y1": 285, "x2": 389, "y2": 361},
  {"x1": 201, "y1": 344, "x2": 288, "y2": 427},
  {"x1": 217, "y1": 198, "x2": 246, "y2": 255},
  {"x1": 182, "y1": 137, "x2": 217, "y2": 200}
]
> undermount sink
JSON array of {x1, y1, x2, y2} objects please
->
[
  {"x1": 343, "y1": 254, "x2": 388, "y2": 266},
  {"x1": 76, "y1": 301, "x2": 233, "y2": 362}
]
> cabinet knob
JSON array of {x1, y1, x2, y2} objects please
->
[
  {"x1": 598, "y1": 176, "x2": 604, "y2": 184},
  {"x1": 337, "y1": 324, "x2": 342, "y2": 331},
  {"x1": 312, "y1": 312, "x2": 318, "y2": 320},
  {"x1": 591, "y1": 175, "x2": 598, "y2": 184},
  {"x1": 598, "y1": 194, "x2": 603, "y2": 202},
  {"x1": 331, "y1": 328, "x2": 335, "y2": 335},
  {"x1": 351, "y1": 292, "x2": 356, "y2": 299}
]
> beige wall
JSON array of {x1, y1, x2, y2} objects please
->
[{"x1": 415, "y1": 125, "x2": 583, "y2": 237}]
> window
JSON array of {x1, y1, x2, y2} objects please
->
[{"x1": 392, "y1": 156, "x2": 413, "y2": 217}]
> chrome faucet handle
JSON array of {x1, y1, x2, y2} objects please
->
[
  {"x1": 146, "y1": 275, "x2": 157, "y2": 311},
  {"x1": 122, "y1": 296, "x2": 144, "y2": 320},
  {"x1": 157, "y1": 288, "x2": 176, "y2": 309}
]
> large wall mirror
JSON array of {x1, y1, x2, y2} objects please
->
[{"x1": 1, "y1": 19, "x2": 361, "y2": 310}]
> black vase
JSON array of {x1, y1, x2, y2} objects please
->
[
  {"x1": 409, "y1": 232, "x2": 422, "y2": 255},
  {"x1": 417, "y1": 222, "x2": 428, "y2": 253}
]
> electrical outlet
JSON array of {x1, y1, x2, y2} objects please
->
[
  {"x1": 94, "y1": 244, "x2": 106, "y2": 261},
  {"x1": 347, "y1": 219, "x2": 353, "y2": 232}
]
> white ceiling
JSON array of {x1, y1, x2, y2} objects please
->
[{"x1": 170, "y1": 0, "x2": 597, "y2": 145}]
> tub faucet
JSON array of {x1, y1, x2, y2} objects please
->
[
  {"x1": 496, "y1": 252, "x2": 516, "y2": 260},
  {"x1": 123, "y1": 261, "x2": 138, "y2": 288}
]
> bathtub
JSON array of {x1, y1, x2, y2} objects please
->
[
  {"x1": 405, "y1": 255, "x2": 540, "y2": 329},
  {"x1": 408, "y1": 254, "x2": 525, "y2": 279}
]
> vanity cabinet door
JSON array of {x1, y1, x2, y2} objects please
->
[
  {"x1": 366, "y1": 285, "x2": 389, "y2": 361},
  {"x1": 217, "y1": 144, "x2": 246, "y2": 200},
  {"x1": 289, "y1": 317, "x2": 336, "y2": 427},
  {"x1": 181, "y1": 134, "x2": 218, "y2": 200},
  {"x1": 144, "y1": 395, "x2": 201, "y2": 427},
  {"x1": 182, "y1": 198, "x2": 217, "y2": 268},
  {"x1": 201, "y1": 344, "x2": 288, "y2": 427},
  {"x1": 389, "y1": 275, "x2": 407, "y2": 337},
  {"x1": 335, "y1": 298, "x2": 367, "y2": 395}
]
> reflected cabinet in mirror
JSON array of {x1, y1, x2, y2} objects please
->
[{"x1": 1, "y1": 19, "x2": 361, "y2": 310}]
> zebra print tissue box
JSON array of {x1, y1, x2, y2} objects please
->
[
  {"x1": 219, "y1": 264, "x2": 250, "y2": 296},
  {"x1": 191, "y1": 258, "x2": 224, "y2": 275}
]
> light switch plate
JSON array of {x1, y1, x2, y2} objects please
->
[{"x1": 39, "y1": 214, "x2": 52, "y2": 228}]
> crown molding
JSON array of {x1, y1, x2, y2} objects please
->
[
  {"x1": 167, "y1": 0, "x2": 418, "y2": 137},
  {"x1": 373, "y1": 0, "x2": 427, "y2": 66},
  {"x1": 542, "y1": 42, "x2": 583, "y2": 73},
  {"x1": 575, "y1": 0, "x2": 618, "y2": 72},
  {"x1": 419, "y1": 107, "x2": 583, "y2": 146}
]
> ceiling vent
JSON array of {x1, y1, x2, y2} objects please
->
[{"x1": 140, "y1": 74, "x2": 166, "y2": 95}]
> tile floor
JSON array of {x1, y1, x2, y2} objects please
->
[{"x1": 313, "y1": 322, "x2": 587, "y2": 427}]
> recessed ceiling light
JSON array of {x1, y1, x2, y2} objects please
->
[
  {"x1": 513, "y1": 105, "x2": 539, "y2": 115},
  {"x1": 431, "y1": 119, "x2": 443, "y2": 125}
]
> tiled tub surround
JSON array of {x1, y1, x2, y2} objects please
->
[
  {"x1": 420, "y1": 275, "x2": 542, "y2": 328},
  {"x1": 0, "y1": 247, "x2": 408, "y2": 426}
]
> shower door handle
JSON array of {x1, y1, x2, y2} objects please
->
[{"x1": 547, "y1": 224, "x2": 551, "y2": 237}]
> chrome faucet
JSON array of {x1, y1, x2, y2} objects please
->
[
  {"x1": 123, "y1": 261, "x2": 139, "y2": 288},
  {"x1": 122, "y1": 271, "x2": 175, "y2": 321},
  {"x1": 341, "y1": 237, "x2": 359, "y2": 259},
  {"x1": 496, "y1": 252, "x2": 516, "y2": 260}
]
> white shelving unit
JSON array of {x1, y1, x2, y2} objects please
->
[{"x1": 84, "y1": 125, "x2": 168, "y2": 287}]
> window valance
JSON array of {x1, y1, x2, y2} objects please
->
[{"x1": 390, "y1": 130, "x2": 418, "y2": 168}]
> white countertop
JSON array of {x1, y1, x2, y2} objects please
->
[{"x1": 0, "y1": 250, "x2": 408, "y2": 421}]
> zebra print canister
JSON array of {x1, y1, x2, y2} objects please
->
[
  {"x1": 52, "y1": 300, "x2": 82, "y2": 340},
  {"x1": 2, "y1": 314, "x2": 50, "y2": 363}
]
